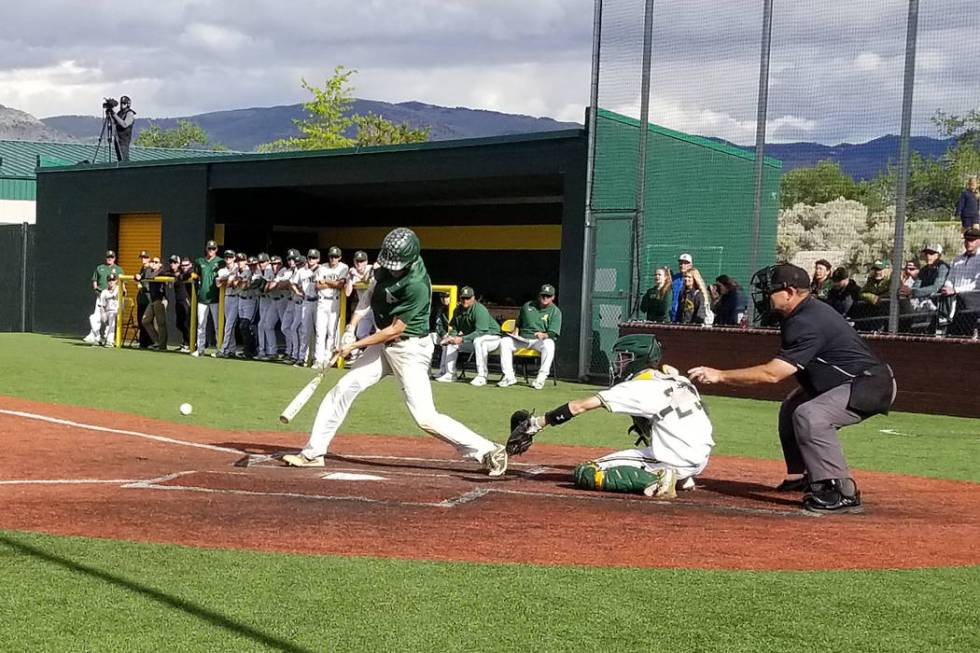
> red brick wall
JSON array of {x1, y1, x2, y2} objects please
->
[{"x1": 620, "y1": 322, "x2": 980, "y2": 418}]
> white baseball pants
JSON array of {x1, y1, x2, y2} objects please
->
[
  {"x1": 195, "y1": 302, "x2": 219, "y2": 354},
  {"x1": 499, "y1": 337, "x2": 555, "y2": 380},
  {"x1": 440, "y1": 334, "x2": 501, "y2": 378},
  {"x1": 301, "y1": 336, "x2": 497, "y2": 462},
  {"x1": 99, "y1": 309, "x2": 117, "y2": 346},
  {"x1": 314, "y1": 298, "x2": 341, "y2": 365}
]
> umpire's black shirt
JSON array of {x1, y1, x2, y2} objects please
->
[{"x1": 775, "y1": 295, "x2": 882, "y2": 396}]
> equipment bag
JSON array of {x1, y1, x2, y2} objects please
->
[{"x1": 847, "y1": 363, "x2": 895, "y2": 417}]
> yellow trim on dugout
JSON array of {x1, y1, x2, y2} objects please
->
[{"x1": 319, "y1": 225, "x2": 561, "y2": 250}]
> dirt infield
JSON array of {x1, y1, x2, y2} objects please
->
[{"x1": 1, "y1": 396, "x2": 977, "y2": 571}]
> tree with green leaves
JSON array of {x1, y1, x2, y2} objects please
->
[
  {"x1": 258, "y1": 66, "x2": 429, "y2": 152},
  {"x1": 779, "y1": 160, "x2": 860, "y2": 209},
  {"x1": 134, "y1": 120, "x2": 224, "y2": 150}
]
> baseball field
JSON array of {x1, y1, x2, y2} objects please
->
[{"x1": 1, "y1": 333, "x2": 977, "y2": 652}]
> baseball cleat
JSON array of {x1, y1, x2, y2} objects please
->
[
  {"x1": 677, "y1": 476, "x2": 696, "y2": 491},
  {"x1": 434, "y1": 373, "x2": 454, "y2": 383},
  {"x1": 643, "y1": 468, "x2": 677, "y2": 499},
  {"x1": 802, "y1": 479, "x2": 863, "y2": 515},
  {"x1": 531, "y1": 378, "x2": 546, "y2": 390},
  {"x1": 497, "y1": 376, "x2": 517, "y2": 388},
  {"x1": 482, "y1": 444, "x2": 508, "y2": 477},
  {"x1": 470, "y1": 376, "x2": 487, "y2": 387},
  {"x1": 281, "y1": 453, "x2": 325, "y2": 467}
]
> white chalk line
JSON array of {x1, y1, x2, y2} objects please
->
[
  {"x1": 0, "y1": 478, "x2": 142, "y2": 485},
  {"x1": 0, "y1": 408, "x2": 243, "y2": 455}
]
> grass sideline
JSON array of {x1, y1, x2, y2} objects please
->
[
  {"x1": 1, "y1": 530, "x2": 978, "y2": 653},
  {"x1": 0, "y1": 334, "x2": 976, "y2": 481},
  {"x1": 1, "y1": 333, "x2": 978, "y2": 651}
]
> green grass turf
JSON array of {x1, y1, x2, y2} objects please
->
[
  {"x1": 1, "y1": 334, "x2": 978, "y2": 651},
  {"x1": 1, "y1": 530, "x2": 977, "y2": 653},
  {"x1": 0, "y1": 334, "x2": 976, "y2": 481}
]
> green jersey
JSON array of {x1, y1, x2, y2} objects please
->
[
  {"x1": 639, "y1": 286, "x2": 672, "y2": 322},
  {"x1": 449, "y1": 301, "x2": 498, "y2": 342},
  {"x1": 371, "y1": 258, "x2": 432, "y2": 337},
  {"x1": 195, "y1": 255, "x2": 221, "y2": 303},
  {"x1": 92, "y1": 263, "x2": 124, "y2": 290},
  {"x1": 516, "y1": 300, "x2": 562, "y2": 340}
]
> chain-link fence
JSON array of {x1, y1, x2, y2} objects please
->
[{"x1": 581, "y1": 0, "x2": 980, "y2": 377}]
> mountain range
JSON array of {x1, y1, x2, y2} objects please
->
[{"x1": 0, "y1": 100, "x2": 956, "y2": 180}]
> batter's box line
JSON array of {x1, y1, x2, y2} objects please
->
[{"x1": 240, "y1": 453, "x2": 561, "y2": 477}]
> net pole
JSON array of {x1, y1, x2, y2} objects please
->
[
  {"x1": 747, "y1": 0, "x2": 774, "y2": 325},
  {"x1": 888, "y1": 0, "x2": 919, "y2": 334},
  {"x1": 631, "y1": 0, "x2": 655, "y2": 317},
  {"x1": 577, "y1": 0, "x2": 602, "y2": 380}
]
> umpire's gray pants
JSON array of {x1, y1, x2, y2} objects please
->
[{"x1": 778, "y1": 384, "x2": 861, "y2": 482}]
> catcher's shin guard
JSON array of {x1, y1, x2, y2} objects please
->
[{"x1": 573, "y1": 463, "x2": 663, "y2": 495}]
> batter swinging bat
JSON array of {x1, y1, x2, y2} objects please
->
[{"x1": 278, "y1": 352, "x2": 340, "y2": 424}]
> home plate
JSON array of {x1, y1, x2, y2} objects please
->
[{"x1": 321, "y1": 472, "x2": 388, "y2": 481}]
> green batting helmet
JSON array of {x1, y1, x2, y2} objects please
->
[
  {"x1": 377, "y1": 228, "x2": 420, "y2": 271},
  {"x1": 609, "y1": 334, "x2": 663, "y2": 385}
]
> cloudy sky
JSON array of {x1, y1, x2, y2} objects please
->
[{"x1": 1, "y1": 0, "x2": 977, "y2": 144}]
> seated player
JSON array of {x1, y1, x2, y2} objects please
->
[{"x1": 506, "y1": 334, "x2": 714, "y2": 497}]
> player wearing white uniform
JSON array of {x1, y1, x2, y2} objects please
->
[
  {"x1": 313, "y1": 246, "x2": 349, "y2": 368},
  {"x1": 255, "y1": 253, "x2": 277, "y2": 360},
  {"x1": 266, "y1": 255, "x2": 290, "y2": 359},
  {"x1": 282, "y1": 252, "x2": 305, "y2": 363},
  {"x1": 94, "y1": 274, "x2": 121, "y2": 346},
  {"x1": 345, "y1": 250, "x2": 376, "y2": 340},
  {"x1": 295, "y1": 250, "x2": 320, "y2": 366},
  {"x1": 216, "y1": 251, "x2": 239, "y2": 357},
  {"x1": 282, "y1": 228, "x2": 508, "y2": 476},
  {"x1": 85, "y1": 250, "x2": 123, "y2": 344},
  {"x1": 506, "y1": 334, "x2": 713, "y2": 497}
]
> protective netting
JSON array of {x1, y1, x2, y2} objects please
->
[{"x1": 584, "y1": 0, "x2": 980, "y2": 377}]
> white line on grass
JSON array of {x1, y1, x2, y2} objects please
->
[
  {"x1": 0, "y1": 478, "x2": 141, "y2": 485},
  {"x1": 0, "y1": 409, "x2": 243, "y2": 455}
]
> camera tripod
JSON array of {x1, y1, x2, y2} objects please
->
[{"x1": 92, "y1": 109, "x2": 118, "y2": 164}]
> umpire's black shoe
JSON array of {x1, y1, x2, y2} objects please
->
[
  {"x1": 802, "y1": 478, "x2": 863, "y2": 515},
  {"x1": 775, "y1": 474, "x2": 809, "y2": 492}
]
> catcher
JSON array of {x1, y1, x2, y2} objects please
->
[{"x1": 507, "y1": 334, "x2": 714, "y2": 498}]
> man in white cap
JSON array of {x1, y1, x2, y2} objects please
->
[{"x1": 671, "y1": 253, "x2": 694, "y2": 320}]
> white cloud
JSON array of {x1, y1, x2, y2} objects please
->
[{"x1": 178, "y1": 23, "x2": 250, "y2": 53}]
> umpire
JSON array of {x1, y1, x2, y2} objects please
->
[{"x1": 687, "y1": 263, "x2": 895, "y2": 514}]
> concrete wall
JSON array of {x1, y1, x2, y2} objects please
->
[{"x1": 620, "y1": 321, "x2": 980, "y2": 418}]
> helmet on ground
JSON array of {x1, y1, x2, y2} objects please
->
[
  {"x1": 376, "y1": 228, "x2": 420, "y2": 271},
  {"x1": 609, "y1": 334, "x2": 663, "y2": 385}
]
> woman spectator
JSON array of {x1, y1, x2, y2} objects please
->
[
  {"x1": 674, "y1": 271, "x2": 706, "y2": 324},
  {"x1": 714, "y1": 275, "x2": 748, "y2": 325},
  {"x1": 639, "y1": 266, "x2": 673, "y2": 322}
]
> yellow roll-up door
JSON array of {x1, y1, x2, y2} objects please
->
[{"x1": 117, "y1": 214, "x2": 161, "y2": 341}]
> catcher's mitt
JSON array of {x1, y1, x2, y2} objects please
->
[{"x1": 506, "y1": 409, "x2": 539, "y2": 456}]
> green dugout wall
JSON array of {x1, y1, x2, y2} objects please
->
[{"x1": 586, "y1": 109, "x2": 782, "y2": 376}]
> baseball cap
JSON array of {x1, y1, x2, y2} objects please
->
[
  {"x1": 964, "y1": 227, "x2": 980, "y2": 240},
  {"x1": 206, "y1": 240, "x2": 218, "y2": 249},
  {"x1": 223, "y1": 249, "x2": 236, "y2": 259},
  {"x1": 105, "y1": 249, "x2": 116, "y2": 258},
  {"x1": 327, "y1": 246, "x2": 342, "y2": 258},
  {"x1": 768, "y1": 263, "x2": 810, "y2": 290},
  {"x1": 107, "y1": 272, "x2": 118, "y2": 281},
  {"x1": 235, "y1": 252, "x2": 247, "y2": 261},
  {"x1": 922, "y1": 243, "x2": 943, "y2": 254},
  {"x1": 354, "y1": 250, "x2": 368, "y2": 262},
  {"x1": 307, "y1": 248, "x2": 321, "y2": 259},
  {"x1": 286, "y1": 248, "x2": 300, "y2": 259},
  {"x1": 678, "y1": 253, "x2": 693, "y2": 264},
  {"x1": 831, "y1": 266, "x2": 849, "y2": 282},
  {"x1": 539, "y1": 284, "x2": 556, "y2": 296},
  {"x1": 139, "y1": 250, "x2": 150, "y2": 258},
  {"x1": 247, "y1": 256, "x2": 258, "y2": 265},
  {"x1": 459, "y1": 286, "x2": 475, "y2": 299},
  {"x1": 270, "y1": 255, "x2": 282, "y2": 264},
  {"x1": 257, "y1": 252, "x2": 270, "y2": 263},
  {"x1": 870, "y1": 259, "x2": 890, "y2": 270},
  {"x1": 169, "y1": 254, "x2": 180, "y2": 263}
]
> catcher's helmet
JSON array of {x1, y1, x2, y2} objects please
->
[
  {"x1": 609, "y1": 334, "x2": 663, "y2": 385},
  {"x1": 749, "y1": 264, "x2": 810, "y2": 324},
  {"x1": 377, "y1": 228, "x2": 421, "y2": 271}
]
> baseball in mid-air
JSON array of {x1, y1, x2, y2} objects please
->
[{"x1": 179, "y1": 403, "x2": 193, "y2": 416}]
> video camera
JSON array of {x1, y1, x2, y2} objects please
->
[{"x1": 102, "y1": 97, "x2": 119, "y2": 111}]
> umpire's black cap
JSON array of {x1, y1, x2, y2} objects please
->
[{"x1": 768, "y1": 264, "x2": 810, "y2": 291}]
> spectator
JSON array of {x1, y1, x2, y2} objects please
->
[
  {"x1": 498, "y1": 283, "x2": 563, "y2": 390},
  {"x1": 674, "y1": 271, "x2": 706, "y2": 325},
  {"x1": 811, "y1": 259, "x2": 832, "y2": 300},
  {"x1": 435, "y1": 286, "x2": 501, "y2": 387},
  {"x1": 141, "y1": 256, "x2": 168, "y2": 350},
  {"x1": 940, "y1": 227, "x2": 980, "y2": 336},
  {"x1": 84, "y1": 249, "x2": 123, "y2": 344},
  {"x1": 93, "y1": 273, "x2": 121, "y2": 347},
  {"x1": 900, "y1": 244, "x2": 951, "y2": 333},
  {"x1": 852, "y1": 260, "x2": 891, "y2": 330},
  {"x1": 714, "y1": 275, "x2": 748, "y2": 326},
  {"x1": 639, "y1": 267, "x2": 673, "y2": 322},
  {"x1": 670, "y1": 253, "x2": 694, "y2": 320},
  {"x1": 169, "y1": 255, "x2": 193, "y2": 352},
  {"x1": 954, "y1": 176, "x2": 979, "y2": 232},
  {"x1": 826, "y1": 267, "x2": 861, "y2": 317},
  {"x1": 191, "y1": 240, "x2": 221, "y2": 358}
]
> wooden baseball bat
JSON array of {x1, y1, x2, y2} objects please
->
[{"x1": 278, "y1": 352, "x2": 339, "y2": 424}]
